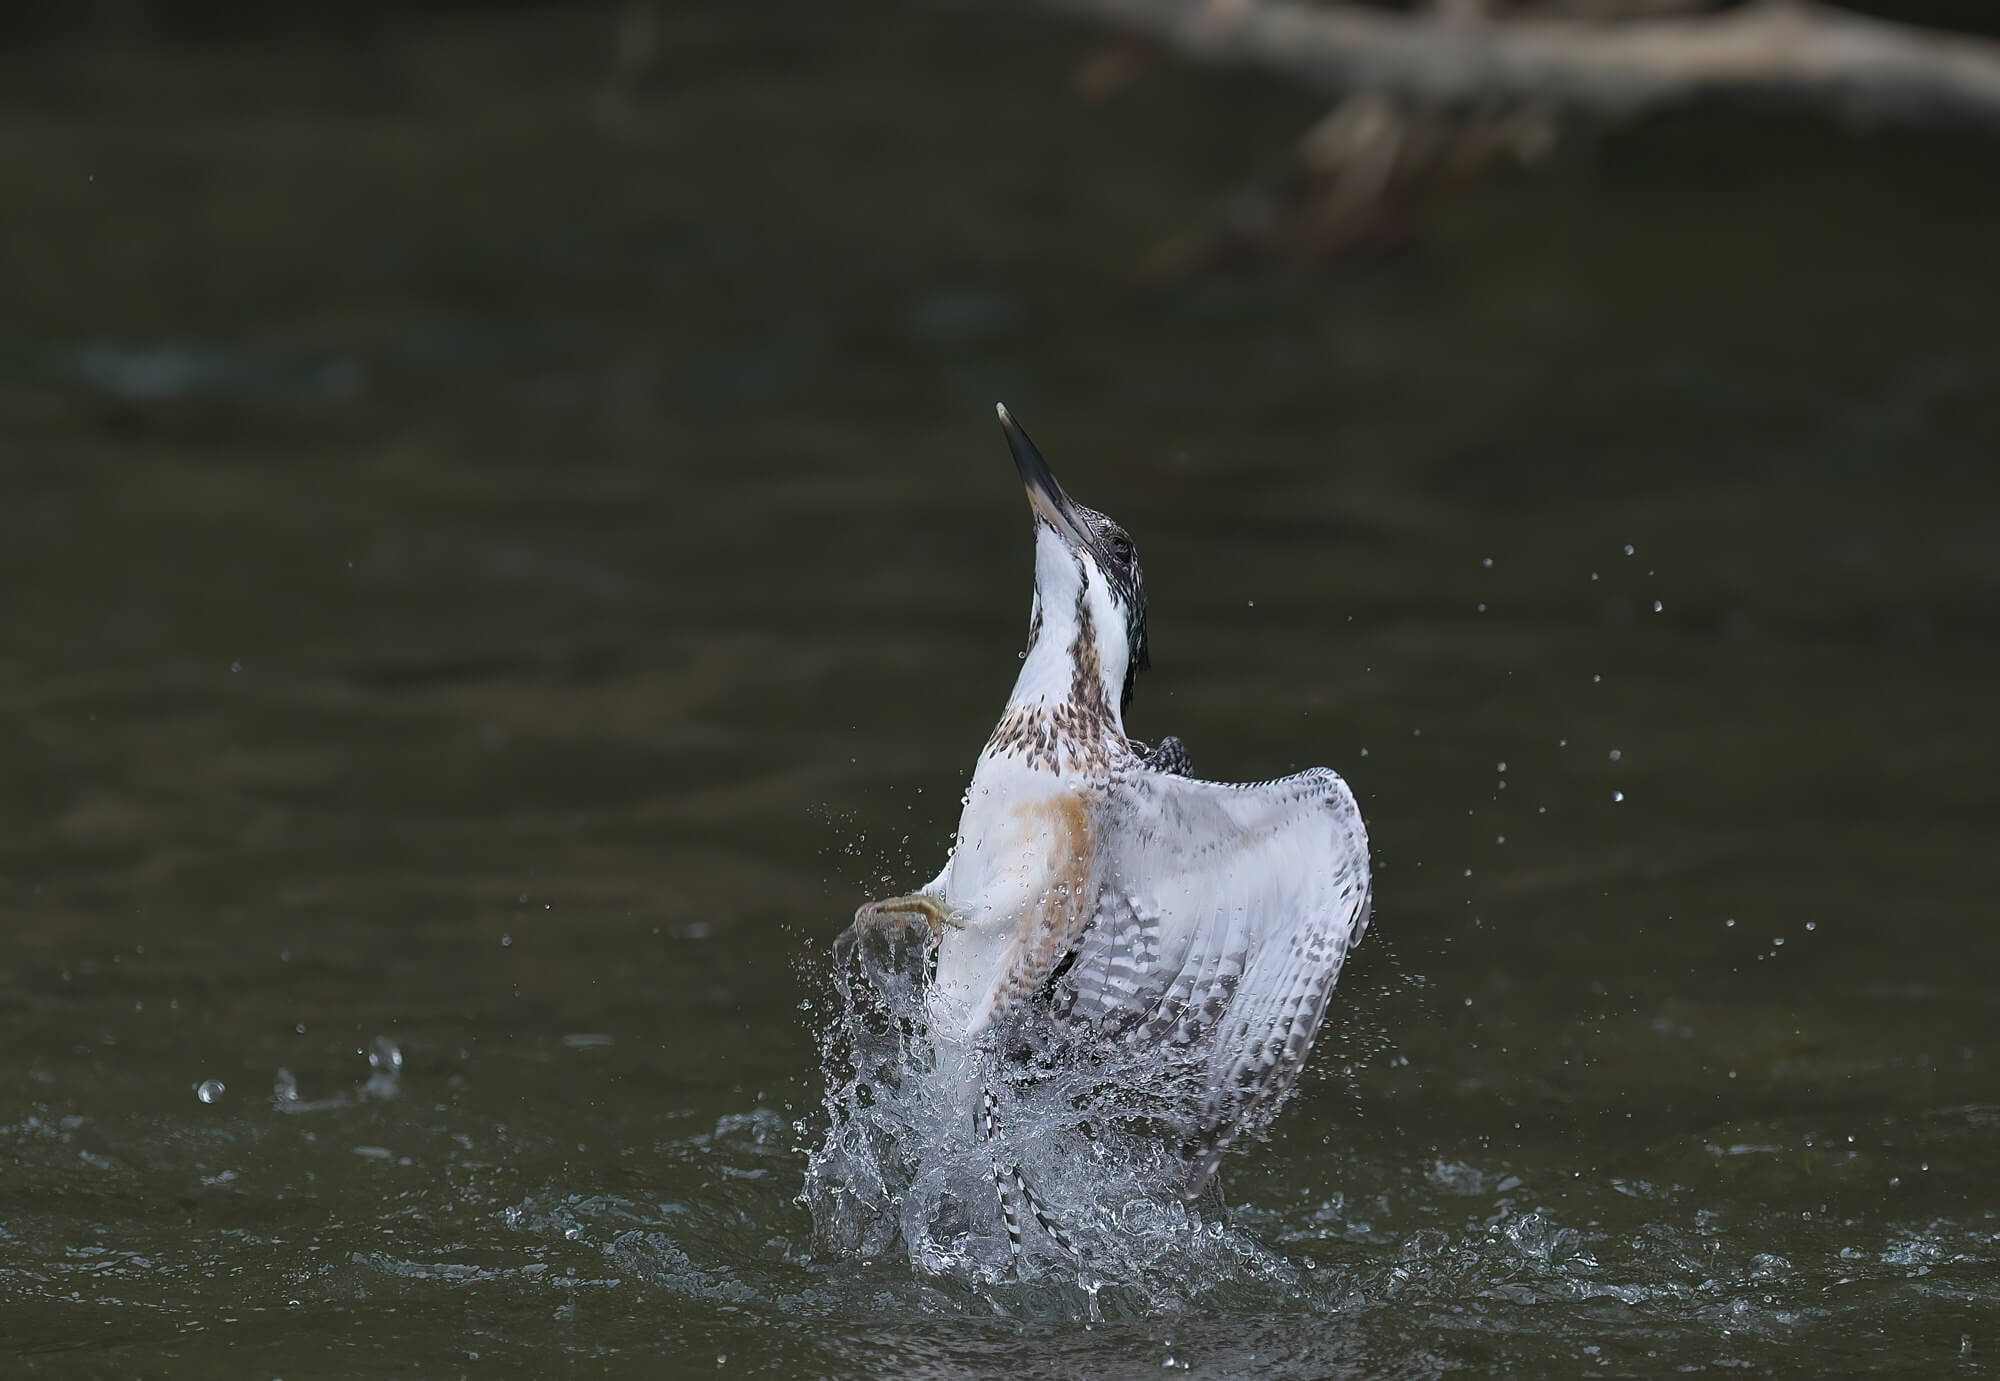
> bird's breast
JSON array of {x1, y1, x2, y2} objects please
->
[{"x1": 931, "y1": 765, "x2": 1099, "y2": 1040}]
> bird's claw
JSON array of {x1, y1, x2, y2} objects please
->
[{"x1": 834, "y1": 893, "x2": 963, "y2": 963}]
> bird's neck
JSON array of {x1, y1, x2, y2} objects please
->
[{"x1": 988, "y1": 594, "x2": 1127, "y2": 773}]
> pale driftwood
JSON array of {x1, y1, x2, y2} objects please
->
[{"x1": 1044, "y1": 0, "x2": 2000, "y2": 130}]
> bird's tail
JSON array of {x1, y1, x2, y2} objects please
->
[{"x1": 981, "y1": 1085, "x2": 1080, "y2": 1265}]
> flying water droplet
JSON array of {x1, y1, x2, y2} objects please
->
[
  {"x1": 362, "y1": 1036, "x2": 403, "y2": 1101},
  {"x1": 1611, "y1": 791, "x2": 1625, "y2": 803},
  {"x1": 195, "y1": 1079, "x2": 226, "y2": 1105}
]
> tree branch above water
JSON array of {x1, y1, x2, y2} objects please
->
[
  {"x1": 1047, "y1": 0, "x2": 2000, "y2": 129},
  {"x1": 1042, "y1": 1, "x2": 2000, "y2": 271}
]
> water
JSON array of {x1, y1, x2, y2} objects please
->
[
  {"x1": 3, "y1": 5, "x2": 1998, "y2": 1375},
  {"x1": 804, "y1": 919, "x2": 1307, "y2": 1299}
]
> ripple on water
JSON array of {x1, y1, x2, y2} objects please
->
[
  {"x1": 5, "y1": 1017, "x2": 1992, "y2": 1369},
  {"x1": 785, "y1": 936, "x2": 2000, "y2": 1346}
]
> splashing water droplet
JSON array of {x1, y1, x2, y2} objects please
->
[
  {"x1": 1611, "y1": 791, "x2": 1625, "y2": 803},
  {"x1": 804, "y1": 915, "x2": 1304, "y2": 1296},
  {"x1": 368, "y1": 1036, "x2": 403, "y2": 1073},
  {"x1": 195, "y1": 1079, "x2": 226, "y2": 1105}
]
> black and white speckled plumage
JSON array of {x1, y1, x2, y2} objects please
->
[
  {"x1": 909, "y1": 408, "x2": 1374, "y2": 1205},
  {"x1": 988, "y1": 759, "x2": 1372, "y2": 1196}
]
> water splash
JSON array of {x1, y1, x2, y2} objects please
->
[
  {"x1": 266, "y1": 1036, "x2": 404, "y2": 1114},
  {"x1": 798, "y1": 923, "x2": 1298, "y2": 1304},
  {"x1": 363, "y1": 1035, "x2": 404, "y2": 1100}
]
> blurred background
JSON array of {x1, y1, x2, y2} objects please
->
[{"x1": 3, "y1": 1, "x2": 1997, "y2": 1375}]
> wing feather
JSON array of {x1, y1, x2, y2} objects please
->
[{"x1": 1060, "y1": 764, "x2": 1371, "y2": 1191}]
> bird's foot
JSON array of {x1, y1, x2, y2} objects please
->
[{"x1": 834, "y1": 893, "x2": 963, "y2": 964}]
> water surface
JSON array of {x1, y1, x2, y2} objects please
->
[{"x1": 3, "y1": 7, "x2": 1997, "y2": 1375}]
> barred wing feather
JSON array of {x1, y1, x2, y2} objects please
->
[{"x1": 1057, "y1": 766, "x2": 1371, "y2": 1193}]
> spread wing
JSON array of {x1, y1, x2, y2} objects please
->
[{"x1": 1055, "y1": 765, "x2": 1371, "y2": 1192}]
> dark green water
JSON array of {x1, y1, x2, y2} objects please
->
[{"x1": 3, "y1": 7, "x2": 1998, "y2": 1376}]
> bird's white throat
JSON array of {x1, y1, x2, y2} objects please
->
[{"x1": 1001, "y1": 521, "x2": 1132, "y2": 730}]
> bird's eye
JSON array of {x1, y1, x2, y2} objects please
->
[{"x1": 1109, "y1": 533, "x2": 1134, "y2": 564}]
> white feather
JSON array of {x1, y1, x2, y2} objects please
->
[{"x1": 1059, "y1": 763, "x2": 1372, "y2": 1187}]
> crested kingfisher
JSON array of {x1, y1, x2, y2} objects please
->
[{"x1": 838, "y1": 405, "x2": 1372, "y2": 1260}]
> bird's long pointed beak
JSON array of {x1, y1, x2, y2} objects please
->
[{"x1": 996, "y1": 403, "x2": 1086, "y2": 546}]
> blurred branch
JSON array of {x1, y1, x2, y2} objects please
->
[
  {"x1": 1139, "y1": 93, "x2": 1553, "y2": 275},
  {"x1": 1055, "y1": 0, "x2": 2000, "y2": 272},
  {"x1": 1047, "y1": 0, "x2": 2000, "y2": 129}
]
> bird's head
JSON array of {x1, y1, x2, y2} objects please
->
[{"x1": 997, "y1": 404, "x2": 1150, "y2": 721}]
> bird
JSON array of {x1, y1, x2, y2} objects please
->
[{"x1": 836, "y1": 404, "x2": 1371, "y2": 1262}]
